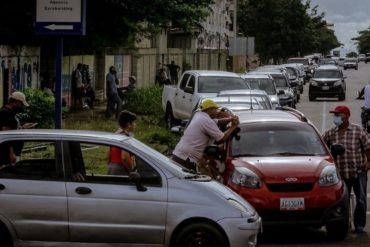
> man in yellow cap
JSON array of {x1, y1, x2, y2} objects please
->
[{"x1": 172, "y1": 99, "x2": 239, "y2": 171}]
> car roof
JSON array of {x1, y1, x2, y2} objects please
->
[
  {"x1": 315, "y1": 65, "x2": 339, "y2": 70},
  {"x1": 241, "y1": 74, "x2": 272, "y2": 79},
  {"x1": 235, "y1": 109, "x2": 308, "y2": 124},
  {"x1": 218, "y1": 89, "x2": 269, "y2": 96},
  {"x1": 183, "y1": 70, "x2": 241, "y2": 77},
  {"x1": 0, "y1": 129, "x2": 128, "y2": 142}
]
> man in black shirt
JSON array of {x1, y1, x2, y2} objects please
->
[
  {"x1": 162, "y1": 61, "x2": 181, "y2": 84},
  {"x1": 0, "y1": 92, "x2": 33, "y2": 166}
]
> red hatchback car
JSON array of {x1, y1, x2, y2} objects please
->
[{"x1": 221, "y1": 108, "x2": 349, "y2": 240}]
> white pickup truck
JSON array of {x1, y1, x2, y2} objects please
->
[{"x1": 162, "y1": 70, "x2": 249, "y2": 128}]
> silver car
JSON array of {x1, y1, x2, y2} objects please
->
[{"x1": 0, "y1": 130, "x2": 261, "y2": 247}]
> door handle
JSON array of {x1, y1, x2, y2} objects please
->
[
  {"x1": 0, "y1": 184, "x2": 5, "y2": 190},
  {"x1": 75, "y1": 187, "x2": 92, "y2": 195}
]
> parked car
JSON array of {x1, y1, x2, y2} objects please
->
[
  {"x1": 365, "y1": 53, "x2": 370, "y2": 63},
  {"x1": 343, "y1": 58, "x2": 358, "y2": 70},
  {"x1": 281, "y1": 64, "x2": 304, "y2": 94},
  {"x1": 287, "y1": 57, "x2": 316, "y2": 83},
  {"x1": 162, "y1": 70, "x2": 249, "y2": 128},
  {"x1": 240, "y1": 73, "x2": 281, "y2": 108},
  {"x1": 318, "y1": 58, "x2": 337, "y2": 66},
  {"x1": 337, "y1": 57, "x2": 345, "y2": 67},
  {"x1": 358, "y1": 54, "x2": 366, "y2": 62},
  {"x1": 219, "y1": 108, "x2": 349, "y2": 240},
  {"x1": 309, "y1": 65, "x2": 346, "y2": 101},
  {"x1": 0, "y1": 130, "x2": 261, "y2": 247}
]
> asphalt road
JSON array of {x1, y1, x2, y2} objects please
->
[{"x1": 258, "y1": 62, "x2": 370, "y2": 246}]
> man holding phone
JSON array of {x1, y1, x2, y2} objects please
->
[{"x1": 0, "y1": 92, "x2": 36, "y2": 166}]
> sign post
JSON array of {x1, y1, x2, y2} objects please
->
[{"x1": 35, "y1": 0, "x2": 86, "y2": 129}]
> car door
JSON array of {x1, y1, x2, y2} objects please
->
[
  {"x1": 64, "y1": 140, "x2": 167, "y2": 244},
  {"x1": 0, "y1": 140, "x2": 68, "y2": 242},
  {"x1": 174, "y1": 73, "x2": 191, "y2": 119}
]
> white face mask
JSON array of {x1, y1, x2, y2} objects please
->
[{"x1": 333, "y1": 115, "x2": 343, "y2": 126}]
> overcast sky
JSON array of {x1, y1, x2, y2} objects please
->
[{"x1": 310, "y1": 0, "x2": 370, "y2": 52}]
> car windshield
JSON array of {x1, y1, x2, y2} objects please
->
[
  {"x1": 271, "y1": 75, "x2": 288, "y2": 87},
  {"x1": 198, "y1": 76, "x2": 249, "y2": 93},
  {"x1": 231, "y1": 123, "x2": 327, "y2": 157},
  {"x1": 313, "y1": 70, "x2": 341, "y2": 78},
  {"x1": 287, "y1": 58, "x2": 308, "y2": 65},
  {"x1": 285, "y1": 67, "x2": 297, "y2": 77},
  {"x1": 244, "y1": 78, "x2": 277, "y2": 95}
]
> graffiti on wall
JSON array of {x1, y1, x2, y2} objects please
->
[{"x1": 1, "y1": 56, "x2": 39, "y2": 100}]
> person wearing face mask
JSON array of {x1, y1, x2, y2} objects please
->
[
  {"x1": 172, "y1": 99, "x2": 239, "y2": 171},
  {"x1": 0, "y1": 92, "x2": 36, "y2": 167},
  {"x1": 323, "y1": 105, "x2": 370, "y2": 234},
  {"x1": 107, "y1": 110, "x2": 137, "y2": 175},
  {"x1": 105, "y1": 66, "x2": 123, "y2": 119}
]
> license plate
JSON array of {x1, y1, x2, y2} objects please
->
[
  {"x1": 280, "y1": 198, "x2": 305, "y2": 211},
  {"x1": 322, "y1": 86, "x2": 329, "y2": 90}
]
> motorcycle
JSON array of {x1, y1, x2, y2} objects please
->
[{"x1": 356, "y1": 90, "x2": 370, "y2": 133}]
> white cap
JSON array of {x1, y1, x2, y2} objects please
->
[{"x1": 9, "y1": 92, "x2": 29, "y2": 107}]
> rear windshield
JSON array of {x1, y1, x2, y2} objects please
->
[
  {"x1": 198, "y1": 76, "x2": 249, "y2": 93},
  {"x1": 270, "y1": 75, "x2": 288, "y2": 87},
  {"x1": 313, "y1": 70, "x2": 341, "y2": 78},
  {"x1": 244, "y1": 78, "x2": 277, "y2": 95},
  {"x1": 231, "y1": 123, "x2": 327, "y2": 157}
]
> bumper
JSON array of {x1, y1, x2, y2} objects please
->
[
  {"x1": 344, "y1": 64, "x2": 357, "y2": 69},
  {"x1": 309, "y1": 84, "x2": 344, "y2": 97},
  {"x1": 229, "y1": 181, "x2": 348, "y2": 228},
  {"x1": 218, "y1": 215, "x2": 262, "y2": 247}
]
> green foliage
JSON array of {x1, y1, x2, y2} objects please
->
[
  {"x1": 18, "y1": 88, "x2": 55, "y2": 128},
  {"x1": 124, "y1": 85, "x2": 164, "y2": 117},
  {"x1": 352, "y1": 28, "x2": 370, "y2": 53},
  {"x1": 238, "y1": 0, "x2": 340, "y2": 62}
]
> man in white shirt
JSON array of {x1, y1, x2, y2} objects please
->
[{"x1": 172, "y1": 99, "x2": 239, "y2": 171}]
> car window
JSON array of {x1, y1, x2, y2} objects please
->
[
  {"x1": 187, "y1": 75, "x2": 195, "y2": 89},
  {"x1": 313, "y1": 70, "x2": 341, "y2": 78},
  {"x1": 65, "y1": 141, "x2": 162, "y2": 186},
  {"x1": 244, "y1": 78, "x2": 276, "y2": 94},
  {"x1": 179, "y1": 73, "x2": 190, "y2": 90},
  {"x1": 198, "y1": 76, "x2": 248, "y2": 93},
  {"x1": 0, "y1": 141, "x2": 62, "y2": 180},
  {"x1": 271, "y1": 75, "x2": 288, "y2": 87},
  {"x1": 231, "y1": 123, "x2": 327, "y2": 157}
]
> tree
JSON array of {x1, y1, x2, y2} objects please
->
[
  {"x1": 238, "y1": 0, "x2": 340, "y2": 63},
  {"x1": 0, "y1": 0, "x2": 214, "y2": 52},
  {"x1": 352, "y1": 27, "x2": 370, "y2": 53}
]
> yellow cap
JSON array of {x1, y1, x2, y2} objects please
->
[{"x1": 200, "y1": 99, "x2": 220, "y2": 110}]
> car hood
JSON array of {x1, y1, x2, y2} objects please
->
[
  {"x1": 198, "y1": 93, "x2": 221, "y2": 98},
  {"x1": 312, "y1": 78, "x2": 340, "y2": 82},
  {"x1": 235, "y1": 156, "x2": 332, "y2": 183}
]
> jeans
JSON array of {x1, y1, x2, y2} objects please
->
[
  {"x1": 344, "y1": 172, "x2": 368, "y2": 229},
  {"x1": 105, "y1": 93, "x2": 122, "y2": 119}
]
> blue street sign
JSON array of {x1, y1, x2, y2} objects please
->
[{"x1": 35, "y1": 0, "x2": 86, "y2": 36}]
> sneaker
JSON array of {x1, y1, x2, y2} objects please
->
[{"x1": 354, "y1": 227, "x2": 365, "y2": 233}]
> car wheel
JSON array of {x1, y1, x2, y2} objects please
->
[
  {"x1": 165, "y1": 104, "x2": 175, "y2": 129},
  {"x1": 355, "y1": 67, "x2": 358, "y2": 70},
  {"x1": 309, "y1": 94, "x2": 315, "y2": 101},
  {"x1": 0, "y1": 223, "x2": 13, "y2": 247},
  {"x1": 338, "y1": 92, "x2": 346, "y2": 101},
  {"x1": 172, "y1": 222, "x2": 228, "y2": 247},
  {"x1": 326, "y1": 220, "x2": 348, "y2": 241},
  {"x1": 344, "y1": 67, "x2": 347, "y2": 70}
]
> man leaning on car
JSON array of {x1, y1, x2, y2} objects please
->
[{"x1": 323, "y1": 105, "x2": 370, "y2": 234}]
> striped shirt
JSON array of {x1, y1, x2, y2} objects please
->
[{"x1": 323, "y1": 123, "x2": 370, "y2": 179}]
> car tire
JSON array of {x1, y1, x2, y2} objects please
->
[
  {"x1": 309, "y1": 94, "x2": 315, "y2": 101},
  {"x1": 0, "y1": 223, "x2": 13, "y2": 247},
  {"x1": 355, "y1": 67, "x2": 358, "y2": 70},
  {"x1": 338, "y1": 92, "x2": 346, "y2": 101},
  {"x1": 344, "y1": 67, "x2": 347, "y2": 70},
  {"x1": 172, "y1": 222, "x2": 228, "y2": 247},
  {"x1": 165, "y1": 104, "x2": 175, "y2": 130},
  {"x1": 326, "y1": 220, "x2": 348, "y2": 241}
]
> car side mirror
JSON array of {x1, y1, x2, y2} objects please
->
[
  {"x1": 129, "y1": 172, "x2": 147, "y2": 192},
  {"x1": 184, "y1": 86, "x2": 194, "y2": 94},
  {"x1": 330, "y1": 143, "x2": 345, "y2": 157}
]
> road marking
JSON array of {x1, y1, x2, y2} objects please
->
[{"x1": 321, "y1": 101, "x2": 327, "y2": 133}]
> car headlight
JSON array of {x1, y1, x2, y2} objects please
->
[
  {"x1": 231, "y1": 167, "x2": 262, "y2": 188},
  {"x1": 333, "y1": 80, "x2": 342, "y2": 86},
  {"x1": 311, "y1": 80, "x2": 318, "y2": 86},
  {"x1": 319, "y1": 166, "x2": 339, "y2": 187}
]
